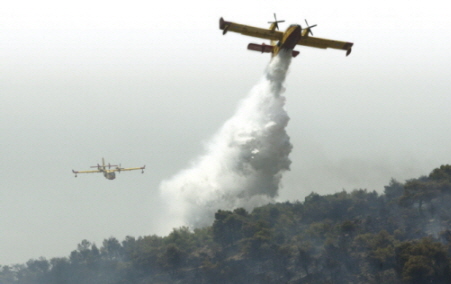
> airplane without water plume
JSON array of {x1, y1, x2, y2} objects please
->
[
  {"x1": 72, "y1": 158, "x2": 145, "y2": 180},
  {"x1": 219, "y1": 14, "x2": 353, "y2": 57}
]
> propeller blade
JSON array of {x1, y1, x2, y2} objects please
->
[
  {"x1": 275, "y1": 14, "x2": 285, "y2": 23},
  {"x1": 268, "y1": 13, "x2": 285, "y2": 30},
  {"x1": 304, "y1": 19, "x2": 317, "y2": 36}
]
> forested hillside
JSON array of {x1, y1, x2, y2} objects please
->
[{"x1": 3, "y1": 165, "x2": 451, "y2": 283}]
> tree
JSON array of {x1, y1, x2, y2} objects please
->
[
  {"x1": 0, "y1": 265, "x2": 16, "y2": 284},
  {"x1": 396, "y1": 238, "x2": 451, "y2": 284},
  {"x1": 161, "y1": 244, "x2": 185, "y2": 269},
  {"x1": 101, "y1": 237, "x2": 123, "y2": 261},
  {"x1": 429, "y1": 165, "x2": 451, "y2": 181},
  {"x1": 384, "y1": 178, "x2": 404, "y2": 202},
  {"x1": 400, "y1": 179, "x2": 439, "y2": 213},
  {"x1": 297, "y1": 243, "x2": 314, "y2": 276},
  {"x1": 212, "y1": 210, "x2": 246, "y2": 247}
]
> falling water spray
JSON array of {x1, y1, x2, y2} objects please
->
[{"x1": 160, "y1": 51, "x2": 293, "y2": 228}]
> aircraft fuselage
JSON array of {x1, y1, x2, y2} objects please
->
[
  {"x1": 272, "y1": 25, "x2": 301, "y2": 57},
  {"x1": 103, "y1": 171, "x2": 116, "y2": 180},
  {"x1": 280, "y1": 25, "x2": 301, "y2": 50}
]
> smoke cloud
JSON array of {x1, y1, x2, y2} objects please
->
[{"x1": 160, "y1": 51, "x2": 293, "y2": 228}]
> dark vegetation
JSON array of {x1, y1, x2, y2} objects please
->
[{"x1": 4, "y1": 165, "x2": 451, "y2": 283}]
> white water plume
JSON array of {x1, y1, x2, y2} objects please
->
[{"x1": 160, "y1": 51, "x2": 293, "y2": 228}]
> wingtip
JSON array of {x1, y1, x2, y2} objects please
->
[
  {"x1": 220, "y1": 17, "x2": 230, "y2": 35},
  {"x1": 344, "y1": 42, "x2": 353, "y2": 56}
]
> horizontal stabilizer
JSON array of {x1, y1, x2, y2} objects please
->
[{"x1": 248, "y1": 43, "x2": 273, "y2": 53}]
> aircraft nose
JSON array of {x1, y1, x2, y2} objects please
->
[{"x1": 295, "y1": 25, "x2": 301, "y2": 33}]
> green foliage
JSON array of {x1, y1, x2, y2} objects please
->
[
  {"x1": 5, "y1": 164, "x2": 451, "y2": 283},
  {"x1": 396, "y1": 238, "x2": 451, "y2": 283},
  {"x1": 212, "y1": 209, "x2": 247, "y2": 247},
  {"x1": 384, "y1": 178, "x2": 404, "y2": 202},
  {"x1": 429, "y1": 165, "x2": 451, "y2": 181}
]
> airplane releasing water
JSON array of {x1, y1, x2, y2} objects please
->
[{"x1": 220, "y1": 14, "x2": 353, "y2": 57}]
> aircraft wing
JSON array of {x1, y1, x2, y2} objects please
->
[
  {"x1": 113, "y1": 166, "x2": 145, "y2": 172},
  {"x1": 73, "y1": 169, "x2": 101, "y2": 174},
  {"x1": 220, "y1": 18, "x2": 283, "y2": 41},
  {"x1": 298, "y1": 36, "x2": 353, "y2": 55}
]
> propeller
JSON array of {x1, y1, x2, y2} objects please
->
[
  {"x1": 116, "y1": 164, "x2": 123, "y2": 173},
  {"x1": 304, "y1": 19, "x2": 317, "y2": 36},
  {"x1": 90, "y1": 163, "x2": 103, "y2": 169},
  {"x1": 268, "y1": 13, "x2": 285, "y2": 30}
]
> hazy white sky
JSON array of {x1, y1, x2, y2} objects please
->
[{"x1": 2, "y1": 0, "x2": 451, "y2": 264}]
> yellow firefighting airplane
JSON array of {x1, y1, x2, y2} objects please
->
[
  {"x1": 219, "y1": 14, "x2": 353, "y2": 57},
  {"x1": 72, "y1": 158, "x2": 145, "y2": 180}
]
